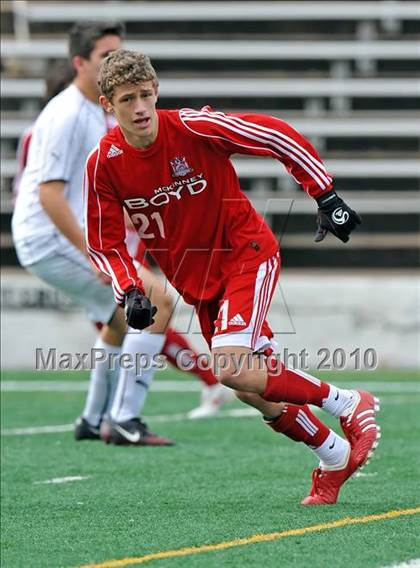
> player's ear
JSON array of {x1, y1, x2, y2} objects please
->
[
  {"x1": 72, "y1": 55, "x2": 85, "y2": 74},
  {"x1": 99, "y1": 95, "x2": 113, "y2": 113}
]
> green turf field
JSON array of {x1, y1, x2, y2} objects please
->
[{"x1": 1, "y1": 369, "x2": 419, "y2": 568}]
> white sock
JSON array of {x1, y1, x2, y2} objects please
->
[
  {"x1": 110, "y1": 330, "x2": 166, "y2": 423},
  {"x1": 322, "y1": 385, "x2": 357, "y2": 418},
  {"x1": 82, "y1": 338, "x2": 121, "y2": 426},
  {"x1": 311, "y1": 431, "x2": 350, "y2": 470},
  {"x1": 103, "y1": 365, "x2": 119, "y2": 418}
]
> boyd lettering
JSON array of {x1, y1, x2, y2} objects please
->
[{"x1": 124, "y1": 178, "x2": 208, "y2": 210}]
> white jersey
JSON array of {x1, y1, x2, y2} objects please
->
[{"x1": 12, "y1": 84, "x2": 113, "y2": 266}]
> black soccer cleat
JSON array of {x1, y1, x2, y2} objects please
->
[
  {"x1": 100, "y1": 417, "x2": 175, "y2": 446},
  {"x1": 74, "y1": 416, "x2": 101, "y2": 441}
]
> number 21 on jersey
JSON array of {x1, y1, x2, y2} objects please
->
[{"x1": 131, "y1": 212, "x2": 165, "y2": 239}]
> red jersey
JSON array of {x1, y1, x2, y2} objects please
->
[{"x1": 85, "y1": 107, "x2": 332, "y2": 305}]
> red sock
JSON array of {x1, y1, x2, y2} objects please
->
[
  {"x1": 262, "y1": 360, "x2": 330, "y2": 407},
  {"x1": 162, "y1": 328, "x2": 218, "y2": 386},
  {"x1": 266, "y1": 404, "x2": 329, "y2": 447}
]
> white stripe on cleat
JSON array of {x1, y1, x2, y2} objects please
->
[{"x1": 361, "y1": 423, "x2": 379, "y2": 433}]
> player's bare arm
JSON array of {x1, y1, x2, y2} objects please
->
[
  {"x1": 39, "y1": 180, "x2": 111, "y2": 284},
  {"x1": 39, "y1": 180, "x2": 87, "y2": 254}
]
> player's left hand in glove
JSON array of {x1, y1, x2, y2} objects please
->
[
  {"x1": 314, "y1": 190, "x2": 362, "y2": 243},
  {"x1": 124, "y1": 288, "x2": 157, "y2": 330}
]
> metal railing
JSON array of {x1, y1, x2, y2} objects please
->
[
  {"x1": 17, "y1": 1, "x2": 420, "y2": 22},
  {"x1": 3, "y1": 115, "x2": 420, "y2": 138},
  {"x1": 2, "y1": 77, "x2": 420, "y2": 99},
  {"x1": 2, "y1": 156, "x2": 419, "y2": 183},
  {"x1": 3, "y1": 38, "x2": 420, "y2": 60}
]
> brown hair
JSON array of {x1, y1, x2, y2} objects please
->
[{"x1": 98, "y1": 49, "x2": 158, "y2": 101}]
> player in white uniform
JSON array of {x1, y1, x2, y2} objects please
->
[{"x1": 12, "y1": 22, "x2": 173, "y2": 446}]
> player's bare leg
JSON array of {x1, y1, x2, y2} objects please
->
[
  {"x1": 234, "y1": 390, "x2": 285, "y2": 418},
  {"x1": 230, "y1": 352, "x2": 284, "y2": 417},
  {"x1": 160, "y1": 329, "x2": 232, "y2": 419},
  {"x1": 212, "y1": 345, "x2": 379, "y2": 504},
  {"x1": 101, "y1": 306, "x2": 126, "y2": 346},
  {"x1": 139, "y1": 267, "x2": 233, "y2": 418},
  {"x1": 139, "y1": 265, "x2": 173, "y2": 333}
]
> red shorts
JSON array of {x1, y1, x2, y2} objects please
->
[{"x1": 195, "y1": 251, "x2": 280, "y2": 352}]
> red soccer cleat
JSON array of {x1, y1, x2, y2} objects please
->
[
  {"x1": 301, "y1": 449, "x2": 359, "y2": 505},
  {"x1": 340, "y1": 390, "x2": 380, "y2": 467}
]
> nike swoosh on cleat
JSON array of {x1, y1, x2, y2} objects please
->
[
  {"x1": 329, "y1": 440, "x2": 336, "y2": 450},
  {"x1": 113, "y1": 425, "x2": 142, "y2": 443},
  {"x1": 334, "y1": 392, "x2": 339, "y2": 401}
]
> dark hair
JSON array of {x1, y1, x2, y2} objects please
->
[
  {"x1": 69, "y1": 21, "x2": 125, "y2": 60},
  {"x1": 44, "y1": 61, "x2": 75, "y2": 105}
]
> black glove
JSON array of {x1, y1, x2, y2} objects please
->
[
  {"x1": 124, "y1": 288, "x2": 157, "y2": 330},
  {"x1": 314, "y1": 190, "x2": 362, "y2": 243}
]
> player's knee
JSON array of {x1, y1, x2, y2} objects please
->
[
  {"x1": 219, "y1": 366, "x2": 262, "y2": 393},
  {"x1": 153, "y1": 288, "x2": 173, "y2": 317},
  {"x1": 234, "y1": 390, "x2": 259, "y2": 405},
  {"x1": 161, "y1": 292, "x2": 173, "y2": 315},
  {"x1": 219, "y1": 368, "x2": 246, "y2": 390},
  {"x1": 106, "y1": 306, "x2": 126, "y2": 340},
  {"x1": 213, "y1": 349, "x2": 258, "y2": 390}
]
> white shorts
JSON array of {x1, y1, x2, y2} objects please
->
[{"x1": 26, "y1": 246, "x2": 117, "y2": 325}]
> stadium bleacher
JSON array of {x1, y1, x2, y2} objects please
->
[{"x1": 1, "y1": 0, "x2": 419, "y2": 267}]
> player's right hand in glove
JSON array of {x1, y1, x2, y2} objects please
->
[
  {"x1": 314, "y1": 190, "x2": 362, "y2": 243},
  {"x1": 124, "y1": 288, "x2": 157, "y2": 330}
]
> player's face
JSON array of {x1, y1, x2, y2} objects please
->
[
  {"x1": 84, "y1": 34, "x2": 122, "y2": 94},
  {"x1": 102, "y1": 81, "x2": 159, "y2": 148}
]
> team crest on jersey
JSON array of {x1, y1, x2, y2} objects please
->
[{"x1": 170, "y1": 156, "x2": 193, "y2": 177}]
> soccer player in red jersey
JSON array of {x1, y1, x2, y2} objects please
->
[{"x1": 84, "y1": 50, "x2": 380, "y2": 505}]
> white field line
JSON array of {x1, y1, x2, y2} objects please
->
[
  {"x1": 381, "y1": 560, "x2": 420, "y2": 568},
  {"x1": 1, "y1": 380, "x2": 420, "y2": 393},
  {"x1": 3, "y1": 391, "x2": 418, "y2": 437},
  {"x1": 379, "y1": 395, "x2": 420, "y2": 405},
  {"x1": 0, "y1": 380, "x2": 201, "y2": 392},
  {"x1": 33, "y1": 475, "x2": 91, "y2": 485},
  {"x1": 2, "y1": 423, "x2": 75, "y2": 435},
  {"x1": 1, "y1": 381, "x2": 418, "y2": 436},
  {"x1": 2, "y1": 390, "x2": 419, "y2": 436},
  {"x1": 1, "y1": 407, "x2": 260, "y2": 436},
  {"x1": 354, "y1": 471, "x2": 378, "y2": 478}
]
